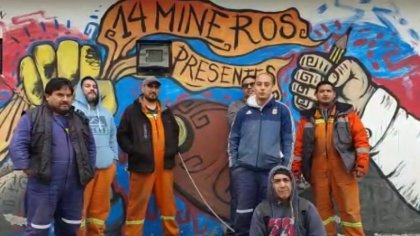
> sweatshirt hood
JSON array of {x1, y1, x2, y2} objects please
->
[
  {"x1": 73, "y1": 77, "x2": 104, "y2": 131},
  {"x1": 266, "y1": 165, "x2": 303, "y2": 234},
  {"x1": 74, "y1": 77, "x2": 101, "y2": 107},
  {"x1": 246, "y1": 94, "x2": 274, "y2": 110},
  {"x1": 267, "y1": 165, "x2": 298, "y2": 207},
  {"x1": 72, "y1": 77, "x2": 119, "y2": 168}
]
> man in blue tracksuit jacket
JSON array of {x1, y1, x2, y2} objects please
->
[{"x1": 228, "y1": 73, "x2": 294, "y2": 236}]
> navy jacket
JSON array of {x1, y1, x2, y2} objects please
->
[
  {"x1": 9, "y1": 105, "x2": 96, "y2": 185},
  {"x1": 228, "y1": 95, "x2": 294, "y2": 170}
]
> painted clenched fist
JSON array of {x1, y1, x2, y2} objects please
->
[
  {"x1": 19, "y1": 40, "x2": 117, "y2": 113},
  {"x1": 290, "y1": 53, "x2": 376, "y2": 115}
]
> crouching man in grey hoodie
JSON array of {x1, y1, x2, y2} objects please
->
[{"x1": 250, "y1": 166, "x2": 326, "y2": 236}]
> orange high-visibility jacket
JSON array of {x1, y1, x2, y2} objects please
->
[{"x1": 292, "y1": 102, "x2": 370, "y2": 181}]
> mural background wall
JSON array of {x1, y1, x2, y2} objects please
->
[{"x1": 1, "y1": 0, "x2": 420, "y2": 235}]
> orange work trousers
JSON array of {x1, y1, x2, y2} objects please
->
[
  {"x1": 311, "y1": 111, "x2": 365, "y2": 236},
  {"x1": 311, "y1": 154, "x2": 364, "y2": 236},
  {"x1": 78, "y1": 163, "x2": 116, "y2": 236},
  {"x1": 124, "y1": 170, "x2": 179, "y2": 236}
]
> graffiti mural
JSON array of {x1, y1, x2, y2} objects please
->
[{"x1": 1, "y1": 0, "x2": 420, "y2": 235}]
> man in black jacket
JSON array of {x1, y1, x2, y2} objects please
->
[
  {"x1": 117, "y1": 77, "x2": 180, "y2": 236},
  {"x1": 9, "y1": 78, "x2": 96, "y2": 235}
]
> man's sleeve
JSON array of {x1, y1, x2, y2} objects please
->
[
  {"x1": 306, "y1": 202, "x2": 327, "y2": 236},
  {"x1": 349, "y1": 111, "x2": 370, "y2": 175},
  {"x1": 249, "y1": 205, "x2": 267, "y2": 236},
  {"x1": 117, "y1": 109, "x2": 134, "y2": 154},
  {"x1": 109, "y1": 115, "x2": 119, "y2": 161},
  {"x1": 227, "y1": 102, "x2": 237, "y2": 127},
  {"x1": 9, "y1": 114, "x2": 32, "y2": 170},
  {"x1": 171, "y1": 110, "x2": 180, "y2": 153},
  {"x1": 292, "y1": 118, "x2": 305, "y2": 177},
  {"x1": 228, "y1": 110, "x2": 242, "y2": 168},
  {"x1": 280, "y1": 103, "x2": 294, "y2": 167},
  {"x1": 87, "y1": 125, "x2": 96, "y2": 167}
]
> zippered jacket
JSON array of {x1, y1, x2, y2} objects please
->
[
  {"x1": 228, "y1": 95, "x2": 294, "y2": 170},
  {"x1": 117, "y1": 98, "x2": 179, "y2": 173},
  {"x1": 292, "y1": 102, "x2": 370, "y2": 181}
]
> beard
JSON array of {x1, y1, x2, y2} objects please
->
[
  {"x1": 86, "y1": 94, "x2": 98, "y2": 105},
  {"x1": 144, "y1": 93, "x2": 157, "y2": 102},
  {"x1": 49, "y1": 103, "x2": 71, "y2": 115}
]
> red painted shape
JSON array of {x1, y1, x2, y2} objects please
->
[
  {"x1": 321, "y1": 24, "x2": 329, "y2": 33},
  {"x1": 176, "y1": 93, "x2": 191, "y2": 103},
  {"x1": 375, "y1": 72, "x2": 420, "y2": 118},
  {"x1": 380, "y1": 43, "x2": 420, "y2": 73},
  {"x1": 353, "y1": 38, "x2": 368, "y2": 46},
  {"x1": 223, "y1": 94, "x2": 232, "y2": 101},
  {"x1": 334, "y1": 20, "x2": 342, "y2": 30},
  {"x1": 203, "y1": 91, "x2": 213, "y2": 98}
]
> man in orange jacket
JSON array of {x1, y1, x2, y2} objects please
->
[
  {"x1": 292, "y1": 81, "x2": 370, "y2": 236},
  {"x1": 117, "y1": 77, "x2": 180, "y2": 236}
]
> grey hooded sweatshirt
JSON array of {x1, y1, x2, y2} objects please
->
[
  {"x1": 73, "y1": 77, "x2": 118, "y2": 169},
  {"x1": 250, "y1": 165, "x2": 326, "y2": 236}
]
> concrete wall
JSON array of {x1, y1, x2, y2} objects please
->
[{"x1": 0, "y1": 0, "x2": 419, "y2": 235}]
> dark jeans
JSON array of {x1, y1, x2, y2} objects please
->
[
  {"x1": 232, "y1": 167, "x2": 269, "y2": 236},
  {"x1": 229, "y1": 168, "x2": 237, "y2": 227}
]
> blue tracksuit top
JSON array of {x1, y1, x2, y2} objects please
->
[{"x1": 228, "y1": 95, "x2": 294, "y2": 170}]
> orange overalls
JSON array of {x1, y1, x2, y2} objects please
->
[
  {"x1": 78, "y1": 163, "x2": 116, "y2": 236},
  {"x1": 293, "y1": 106, "x2": 369, "y2": 236},
  {"x1": 311, "y1": 108, "x2": 364, "y2": 235},
  {"x1": 124, "y1": 103, "x2": 179, "y2": 236}
]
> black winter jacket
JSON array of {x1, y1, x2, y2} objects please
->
[{"x1": 117, "y1": 99, "x2": 179, "y2": 173}]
